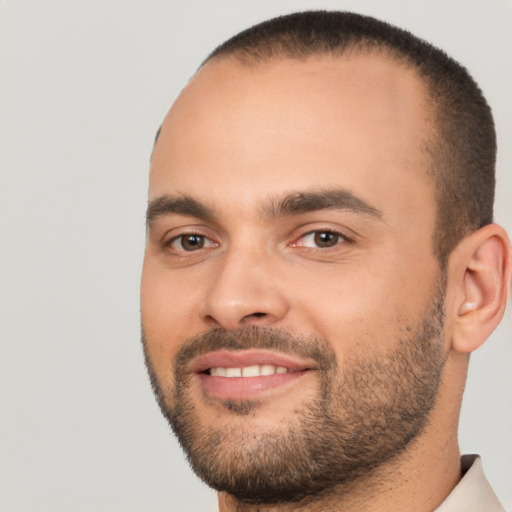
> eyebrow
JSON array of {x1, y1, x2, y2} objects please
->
[
  {"x1": 264, "y1": 189, "x2": 383, "y2": 220},
  {"x1": 146, "y1": 188, "x2": 383, "y2": 227},
  {"x1": 146, "y1": 195, "x2": 214, "y2": 226}
]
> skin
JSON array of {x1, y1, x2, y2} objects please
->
[{"x1": 141, "y1": 53, "x2": 511, "y2": 511}]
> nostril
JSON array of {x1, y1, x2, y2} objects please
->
[
  {"x1": 241, "y1": 312, "x2": 267, "y2": 322},
  {"x1": 241, "y1": 312, "x2": 267, "y2": 324},
  {"x1": 204, "y1": 314, "x2": 222, "y2": 327}
]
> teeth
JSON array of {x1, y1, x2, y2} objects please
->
[
  {"x1": 241, "y1": 365, "x2": 260, "y2": 377},
  {"x1": 209, "y1": 365, "x2": 288, "y2": 377},
  {"x1": 260, "y1": 364, "x2": 275, "y2": 376},
  {"x1": 225, "y1": 367, "x2": 242, "y2": 378}
]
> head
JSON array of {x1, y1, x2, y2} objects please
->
[{"x1": 141, "y1": 11, "x2": 510, "y2": 508}]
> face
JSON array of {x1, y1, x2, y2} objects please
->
[{"x1": 141, "y1": 54, "x2": 447, "y2": 503}]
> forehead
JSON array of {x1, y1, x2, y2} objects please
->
[{"x1": 150, "y1": 53, "x2": 434, "y2": 224}]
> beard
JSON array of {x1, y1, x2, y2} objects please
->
[{"x1": 142, "y1": 280, "x2": 447, "y2": 506}]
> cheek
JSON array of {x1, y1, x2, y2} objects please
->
[
  {"x1": 291, "y1": 258, "x2": 438, "y2": 360},
  {"x1": 298, "y1": 286, "x2": 396, "y2": 362},
  {"x1": 141, "y1": 260, "x2": 201, "y2": 370}
]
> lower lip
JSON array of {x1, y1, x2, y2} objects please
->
[{"x1": 197, "y1": 371, "x2": 310, "y2": 401}]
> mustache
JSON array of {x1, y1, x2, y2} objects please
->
[{"x1": 174, "y1": 326, "x2": 336, "y2": 373}]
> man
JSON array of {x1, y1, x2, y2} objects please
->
[{"x1": 141, "y1": 11, "x2": 510, "y2": 511}]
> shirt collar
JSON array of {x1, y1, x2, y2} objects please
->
[{"x1": 435, "y1": 455, "x2": 504, "y2": 511}]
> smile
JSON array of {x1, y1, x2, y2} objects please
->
[
  {"x1": 190, "y1": 350, "x2": 316, "y2": 401},
  {"x1": 208, "y1": 364, "x2": 288, "y2": 377}
]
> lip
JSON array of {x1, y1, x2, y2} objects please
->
[{"x1": 190, "y1": 350, "x2": 317, "y2": 401}]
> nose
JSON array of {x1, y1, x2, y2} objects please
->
[{"x1": 199, "y1": 248, "x2": 290, "y2": 330}]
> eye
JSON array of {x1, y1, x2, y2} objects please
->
[
  {"x1": 295, "y1": 230, "x2": 346, "y2": 248},
  {"x1": 168, "y1": 234, "x2": 216, "y2": 252}
]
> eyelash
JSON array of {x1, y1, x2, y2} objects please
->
[
  {"x1": 291, "y1": 229, "x2": 351, "y2": 249},
  {"x1": 164, "y1": 233, "x2": 218, "y2": 252}
]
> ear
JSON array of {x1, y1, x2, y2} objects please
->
[{"x1": 449, "y1": 223, "x2": 511, "y2": 354}]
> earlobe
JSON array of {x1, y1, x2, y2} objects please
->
[{"x1": 451, "y1": 223, "x2": 511, "y2": 354}]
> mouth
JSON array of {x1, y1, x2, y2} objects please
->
[{"x1": 190, "y1": 350, "x2": 317, "y2": 401}]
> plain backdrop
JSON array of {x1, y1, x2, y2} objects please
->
[{"x1": 1, "y1": 1, "x2": 511, "y2": 511}]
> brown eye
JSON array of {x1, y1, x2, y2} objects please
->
[
  {"x1": 180, "y1": 235, "x2": 205, "y2": 251},
  {"x1": 167, "y1": 234, "x2": 210, "y2": 252},
  {"x1": 293, "y1": 230, "x2": 345, "y2": 249},
  {"x1": 313, "y1": 231, "x2": 340, "y2": 248},
  {"x1": 297, "y1": 230, "x2": 346, "y2": 249}
]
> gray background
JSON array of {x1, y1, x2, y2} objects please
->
[{"x1": 1, "y1": 1, "x2": 510, "y2": 510}]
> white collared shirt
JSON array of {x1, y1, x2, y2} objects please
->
[{"x1": 435, "y1": 455, "x2": 505, "y2": 511}]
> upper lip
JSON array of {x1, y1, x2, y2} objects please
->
[{"x1": 189, "y1": 350, "x2": 318, "y2": 374}]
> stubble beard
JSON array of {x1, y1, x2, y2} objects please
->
[{"x1": 142, "y1": 280, "x2": 447, "y2": 506}]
